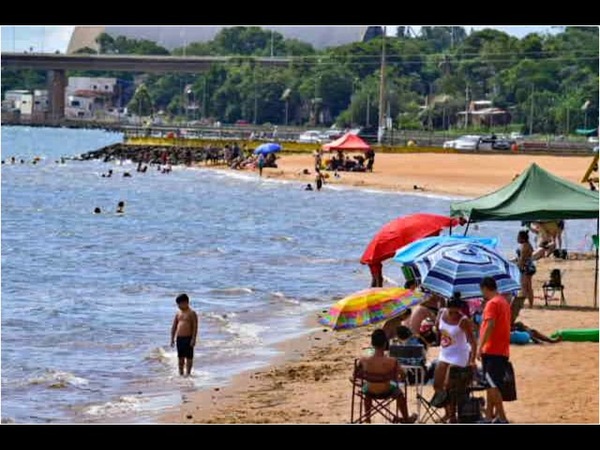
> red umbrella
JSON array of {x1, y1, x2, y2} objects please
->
[{"x1": 360, "y1": 213, "x2": 461, "y2": 265}]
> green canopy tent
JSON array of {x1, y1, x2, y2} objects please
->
[{"x1": 450, "y1": 163, "x2": 599, "y2": 307}]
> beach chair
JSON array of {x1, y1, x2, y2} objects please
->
[
  {"x1": 350, "y1": 359, "x2": 406, "y2": 424},
  {"x1": 416, "y1": 392, "x2": 445, "y2": 423},
  {"x1": 542, "y1": 269, "x2": 566, "y2": 306}
]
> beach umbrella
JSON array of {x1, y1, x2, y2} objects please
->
[
  {"x1": 393, "y1": 235, "x2": 498, "y2": 264},
  {"x1": 412, "y1": 242, "x2": 520, "y2": 300},
  {"x1": 360, "y1": 213, "x2": 460, "y2": 266},
  {"x1": 319, "y1": 287, "x2": 425, "y2": 330},
  {"x1": 254, "y1": 143, "x2": 282, "y2": 155}
]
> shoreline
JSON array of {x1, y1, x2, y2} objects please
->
[
  {"x1": 160, "y1": 257, "x2": 599, "y2": 424},
  {"x1": 192, "y1": 152, "x2": 594, "y2": 198}
]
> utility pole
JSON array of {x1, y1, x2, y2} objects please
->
[
  {"x1": 270, "y1": 30, "x2": 274, "y2": 58},
  {"x1": 464, "y1": 84, "x2": 469, "y2": 129},
  {"x1": 366, "y1": 94, "x2": 371, "y2": 127},
  {"x1": 202, "y1": 77, "x2": 207, "y2": 119},
  {"x1": 529, "y1": 84, "x2": 535, "y2": 136},
  {"x1": 377, "y1": 26, "x2": 387, "y2": 144},
  {"x1": 253, "y1": 68, "x2": 258, "y2": 125}
]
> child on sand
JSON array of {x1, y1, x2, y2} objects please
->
[{"x1": 170, "y1": 293, "x2": 199, "y2": 376}]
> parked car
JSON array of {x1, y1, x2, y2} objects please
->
[
  {"x1": 510, "y1": 132, "x2": 525, "y2": 141},
  {"x1": 320, "y1": 128, "x2": 344, "y2": 142},
  {"x1": 298, "y1": 130, "x2": 323, "y2": 144},
  {"x1": 588, "y1": 136, "x2": 599, "y2": 144},
  {"x1": 444, "y1": 135, "x2": 481, "y2": 150}
]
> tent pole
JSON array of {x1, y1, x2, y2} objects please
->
[
  {"x1": 463, "y1": 217, "x2": 471, "y2": 237},
  {"x1": 595, "y1": 218, "x2": 599, "y2": 309}
]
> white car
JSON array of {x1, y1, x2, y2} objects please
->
[
  {"x1": 588, "y1": 136, "x2": 599, "y2": 144},
  {"x1": 454, "y1": 135, "x2": 481, "y2": 151},
  {"x1": 510, "y1": 132, "x2": 525, "y2": 141},
  {"x1": 298, "y1": 130, "x2": 323, "y2": 144},
  {"x1": 443, "y1": 135, "x2": 481, "y2": 150},
  {"x1": 443, "y1": 139, "x2": 458, "y2": 149}
]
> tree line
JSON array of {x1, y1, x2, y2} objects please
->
[{"x1": 2, "y1": 26, "x2": 598, "y2": 134}]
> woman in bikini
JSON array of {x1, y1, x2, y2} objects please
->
[{"x1": 516, "y1": 230, "x2": 536, "y2": 308}]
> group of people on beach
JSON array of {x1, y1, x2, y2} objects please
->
[
  {"x1": 313, "y1": 148, "x2": 375, "y2": 174},
  {"x1": 359, "y1": 277, "x2": 518, "y2": 423},
  {"x1": 360, "y1": 252, "x2": 566, "y2": 425}
]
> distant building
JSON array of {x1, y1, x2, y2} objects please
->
[
  {"x1": 67, "y1": 26, "x2": 368, "y2": 54},
  {"x1": 32, "y1": 90, "x2": 49, "y2": 112},
  {"x1": 4, "y1": 90, "x2": 33, "y2": 115},
  {"x1": 458, "y1": 100, "x2": 511, "y2": 127},
  {"x1": 64, "y1": 77, "x2": 131, "y2": 119}
]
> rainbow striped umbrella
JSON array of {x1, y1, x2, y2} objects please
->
[{"x1": 319, "y1": 287, "x2": 425, "y2": 330}]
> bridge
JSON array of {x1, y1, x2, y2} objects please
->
[{"x1": 1, "y1": 52, "x2": 292, "y2": 119}]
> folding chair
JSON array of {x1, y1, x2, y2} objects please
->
[
  {"x1": 350, "y1": 359, "x2": 406, "y2": 424},
  {"x1": 416, "y1": 392, "x2": 445, "y2": 423},
  {"x1": 542, "y1": 269, "x2": 566, "y2": 306}
]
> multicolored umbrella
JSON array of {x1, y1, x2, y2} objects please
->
[
  {"x1": 319, "y1": 287, "x2": 425, "y2": 330},
  {"x1": 412, "y1": 242, "x2": 520, "y2": 300}
]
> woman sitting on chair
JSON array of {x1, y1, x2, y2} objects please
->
[{"x1": 432, "y1": 293, "x2": 477, "y2": 423}]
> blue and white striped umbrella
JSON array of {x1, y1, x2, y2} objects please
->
[{"x1": 412, "y1": 242, "x2": 521, "y2": 299}]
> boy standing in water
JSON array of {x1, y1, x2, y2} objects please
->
[{"x1": 170, "y1": 294, "x2": 198, "y2": 376}]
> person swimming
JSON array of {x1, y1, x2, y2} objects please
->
[
  {"x1": 123, "y1": 172, "x2": 132, "y2": 178},
  {"x1": 305, "y1": 184, "x2": 313, "y2": 191},
  {"x1": 116, "y1": 201, "x2": 125, "y2": 214},
  {"x1": 93, "y1": 207, "x2": 102, "y2": 214}
]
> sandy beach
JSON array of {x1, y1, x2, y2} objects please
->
[
  {"x1": 260, "y1": 152, "x2": 594, "y2": 197},
  {"x1": 161, "y1": 152, "x2": 599, "y2": 424}
]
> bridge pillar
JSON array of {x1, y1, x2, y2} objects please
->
[{"x1": 47, "y1": 69, "x2": 67, "y2": 121}]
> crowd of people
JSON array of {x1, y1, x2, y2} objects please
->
[
  {"x1": 313, "y1": 149, "x2": 375, "y2": 173},
  {"x1": 357, "y1": 271, "x2": 562, "y2": 424}
]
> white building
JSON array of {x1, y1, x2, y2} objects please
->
[
  {"x1": 4, "y1": 90, "x2": 33, "y2": 115},
  {"x1": 65, "y1": 77, "x2": 118, "y2": 119},
  {"x1": 66, "y1": 77, "x2": 117, "y2": 95},
  {"x1": 33, "y1": 90, "x2": 49, "y2": 112}
]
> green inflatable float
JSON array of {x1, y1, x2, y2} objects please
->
[{"x1": 551, "y1": 329, "x2": 599, "y2": 342}]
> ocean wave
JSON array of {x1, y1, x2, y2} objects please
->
[
  {"x1": 145, "y1": 347, "x2": 178, "y2": 365},
  {"x1": 270, "y1": 291, "x2": 301, "y2": 305},
  {"x1": 301, "y1": 257, "x2": 340, "y2": 264},
  {"x1": 207, "y1": 287, "x2": 254, "y2": 295},
  {"x1": 204, "y1": 311, "x2": 238, "y2": 324},
  {"x1": 180, "y1": 247, "x2": 226, "y2": 257},
  {"x1": 270, "y1": 235, "x2": 295, "y2": 242},
  {"x1": 223, "y1": 321, "x2": 265, "y2": 346},
  {"x1": 27, "y1": 370, "x2": 89, "y2": 389},
  {"x1": 83, "y1": 395, "x2": 145, "y2": 417},
  {"x1": 324, "y1": 182, "x2": 467, "y2": 200}
]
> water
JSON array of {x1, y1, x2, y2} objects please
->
[{"x1": 1, "y1": 126, "x2": 596, "y2": 423}]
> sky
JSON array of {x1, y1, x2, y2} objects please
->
[{"x1": 0, "y1": 25, "x2": 564, "y2": 54}]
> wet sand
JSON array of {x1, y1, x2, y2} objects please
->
[{"x1": 161, "y1": 257, "x2": 598, "y2": 424}]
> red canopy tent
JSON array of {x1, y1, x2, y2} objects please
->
[
  {"x1": 360, "y1": 213, "x2": 461, "y2": 265},
  {"x1": 322, "y1": 133, "x2": 371, "y2": 152}
]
